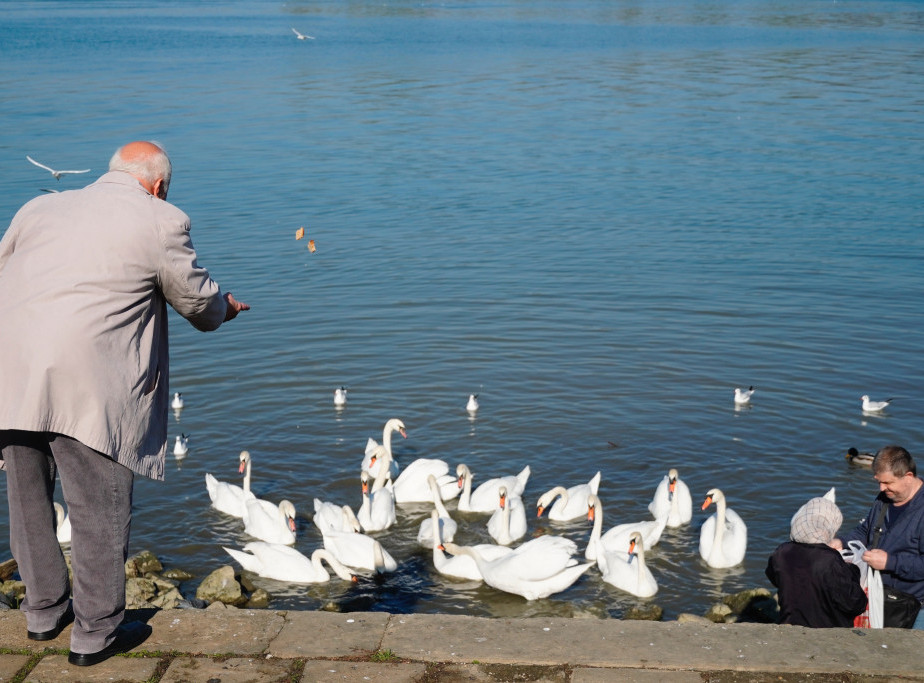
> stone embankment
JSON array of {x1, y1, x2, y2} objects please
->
[{"x1": 1, "y1": 553, "x2": 922, "y2": 682}]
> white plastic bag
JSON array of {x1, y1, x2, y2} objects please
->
[
  {"x1": 867, "y1": 567, "x2": 884, "y2": 628},
  {"x1": 841, "y1": 541, "x2": 883, "y2": 628},
  {"x1": 840, "y1": 540, "x2": 869, "y2": 585}
]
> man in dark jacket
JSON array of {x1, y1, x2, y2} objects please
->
[
  {"x1": 767, "y1": 494, "x2": 867, "y2": 627},
  {"x1": 832, "y1": 445, "x2": 924, "y2": 629}
]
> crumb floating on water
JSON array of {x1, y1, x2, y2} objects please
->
[
  {"x1": 308, "y1": 239, "x2": 316, "y2": 253},
  {"x1": 295, "y1": 226, "x2": 305, "y2": 240}
]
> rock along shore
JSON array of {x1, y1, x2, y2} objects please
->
[{"x1": 0, "y1": 608, "x2": 922, "y2": 682}]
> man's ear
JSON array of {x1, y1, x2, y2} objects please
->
[{"x1": 153, "y1": 179, "x2": 168, "y2": 200}]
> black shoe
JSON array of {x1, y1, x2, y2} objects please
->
[
  {"x1": 67, "y1": 621, "x2": 152, "y2": 667},
  {"x1": 27, "y1": 604, "x2": 74, "y2": 641}
]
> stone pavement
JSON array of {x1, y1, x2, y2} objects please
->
[{"x1": 0, "y1": 607, "x2": 922, "y2": 682}]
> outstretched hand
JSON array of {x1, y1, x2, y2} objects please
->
[{"x1": 223, "y1": 292, "x2": 251, "y2": 322}]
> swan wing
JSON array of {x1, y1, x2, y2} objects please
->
[
  {"x1": 243, "y1": 498, "x2": 295, "y2": 545},
  {"x1": 393, "y1": 459, "x2": 449, "y2": 502}
]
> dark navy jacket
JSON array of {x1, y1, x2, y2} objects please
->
[{"x1": 840, "y1": 483, "x2": 924, "y2": 603}]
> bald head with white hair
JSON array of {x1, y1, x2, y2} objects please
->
[{"x1": 109, "y1": 141, "x2": 172, "y2": 200}]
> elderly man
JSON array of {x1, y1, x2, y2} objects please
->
[
  {"x1": 832, "y1": 445, "x2": 924, "y2": 629},
  {"x1": 0, "y1": 141, "x2": 249, "y2": 665}
]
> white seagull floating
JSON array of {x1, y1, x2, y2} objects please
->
[
  {"x1": 466, "y1": 394, "x2": 479, "y2": 413},
  {"x1": 291, "y1": 27, "x2": 315, "y2": 40},
  {"x1": 171, "y1": 392, "x2": 184, "y2": 410},
  {"x1": 733, "y1": 386, "x2": 755, "y2": 405},
  {"x1": 861, "y1": 395, "x2": 892, "y2": 413},
  {"x1": 334, "y1": 386, "x2": 347, "y2": 408},
  {"x1": 173, "y1": 434, "x2": 189, "y2": 458},
  {"x1": 26, "y1": 155, "x2": 90, "y2": 180}
]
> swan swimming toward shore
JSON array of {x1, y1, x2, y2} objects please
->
[{"x1": 205, "y1": 451, "x2": 255, "y2": 518}]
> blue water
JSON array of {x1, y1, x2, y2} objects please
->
[{"x1": 1, "y1": 0, "x2": 923, "y2": 619}]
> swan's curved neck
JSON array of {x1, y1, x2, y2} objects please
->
[
  {"x1": 589, "y1": 498, "x2": 603, "y2": 547},
  {"x1": 314, "y1": 549, "x2": 353, "y2": 581},
  {"x1": 372, "y1": 541, "x2": 385, "y2": 572},
  {"x1": 458, "y1": 465, "x2": 472, "y2": 507},
  {"x1": 242, "y1": 459, "x2": 252, "y2": 493},
  {"x1": 499, "y1": 501, "x2": 512, "y2": 544},
  {"x1": 711, "y1": 496, "x2": 727, "y2": 558},
  {"x1": 372, "y1": 449, "x2": 391, "y2": 492},
  {"x1": 632, "y1": 543, "x2": 647, "y2": 577},
  {"x1": 429, "y1": 478, "x2": 449, "y2": 516},
  {"x1": 543, "y1": 486, "x2": 568, "y2": 511}
]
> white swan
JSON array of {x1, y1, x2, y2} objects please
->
[
  {"x1": 243, "y1": 498, "x2": 296, "y2": 545},
  {"x1": 224, "y1": 542, "x2": 356, "y2": 584},
  {"x1": 392, "y1": 455, "x2": 458, "y2": 503},
  {"x1": 53, "y1": 502, "x2": 71, "y2": 545},
  {"x1": 417, "y1": 475, "x2": 458, "y2": 547},
  {"x1": 442, "y1": 537, "x2": 592, "y2": 601},
  {"x1": 313, "y1": 498, "x2": 360, "y2": 534},
  {"x1": 647, "y1": 468, "x2": 693, "y2": 528},
  {"x1": 429, "y1": 510, "x2": 512, "y2": 581},
  {"x1": 361, "y1": 418, "x2": 405, "y2": 479},
  {"x1": 321, "y1": 528, "x2": 397, "y2": 573},
  {"x1": 357, "y1": 469, "x2": 396, "y2": 533},
  {"x1": 596, "y1": 530, "x2": 658, "y2": 598},
  {"x1": 171, "y1": 392, "x2": 184, "y2": 410},
  {"x1": 584, "y1": 494, "x2": 666, "y2": 562},
  {"x1": 456, "y1": 463, "x2": 531, "y2": 513},
  {"x1": 173, "y1": 433, "x2": 189, "y2": 458},
  {"x1": 487, "y1": 486, "x2": 527, "y2": 546},
  {"x1": 699, "y1": 488, "x2": 747, "y2": 568},
  {"x1": 205, "y1": 451, "x2": 256, "y2": 518},
  {"x1": 536, "y1": 472, "x2": 601, "y2": 522}
]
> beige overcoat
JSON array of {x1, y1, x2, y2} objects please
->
[{"x1": 0, "y1": 171, "x2": 227, "y2": 480}]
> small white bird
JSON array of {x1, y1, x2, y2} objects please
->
[
  {"x1": 171, "y1": 392, "x2": 184, "y2": 410},
  {"x1": 173, "y1": 434, "x2": 189, "y2": 458},
  {"x1": 291, "y1": 27, "x2": 315, "y2": 40},
  {"x1": 466, "y1": 394, "x2": 479, "y2": 413},
  {"x1": 26, "y1": 155, "x2": 90, "y2": 180},
  {"x1": 734, "y1": 386, "x2": 755, "y2": 405},
  {"x1": 861, "y1": 395, "x2": 892, "y2": 413},
  {"x1": 334, "y1": 386, "x2": 347, "y2": 408}
]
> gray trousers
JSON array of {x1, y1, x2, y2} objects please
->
[{"x1": 1, "y1": 430, "x2": 133, "y2": 653}]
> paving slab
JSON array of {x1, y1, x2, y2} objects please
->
[
  {"x1": 144, "y1": 608, "x2": 286, "y2": 655},
  {"x1": 0, "y1": 654, "x2": 30, "y2": 682},
  {"x1": 24, "y1": 653, "x2": 159, "y2": 683},
  {"x1": 426, "y1": 662, "x2": 569, "y2": 682},
  {"x1": 269, "y1": 611, "x2": 390, "y2": 659},
  {"x1": 160, "y1": 655, "x2": 293, "y2": 683},
  {"x1": 572, "y1": 668, "x2": 702, "y2": 683},
  {"x1": 382, "y1": 614, "x2": 924, "y2": 675},
  {"x1": 299, "y1": 660, "x2": 427, "y2": 682}
]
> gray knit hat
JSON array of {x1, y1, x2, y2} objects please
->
[{"x1": 790, "y1": 497, "x2": 843, "y2": 544}]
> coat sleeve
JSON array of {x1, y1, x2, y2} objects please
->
[
  {"x1": 154, "y1": 204, "x2": 227, "y2": 331},
  {"x1": 827, "y1": 561, "x2": 867, "y2": 619}
]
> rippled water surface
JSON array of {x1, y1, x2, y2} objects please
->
[{"x1": 1, "y1": 0, "x2": 923, "y2": 619}]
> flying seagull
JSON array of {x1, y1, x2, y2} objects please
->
[
  {"x1": 26, "y1": 156, "x2": 90, "y2": 180},
  {"x1": 291, "y1": 28, "x2": 315, "y2": 40}
]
